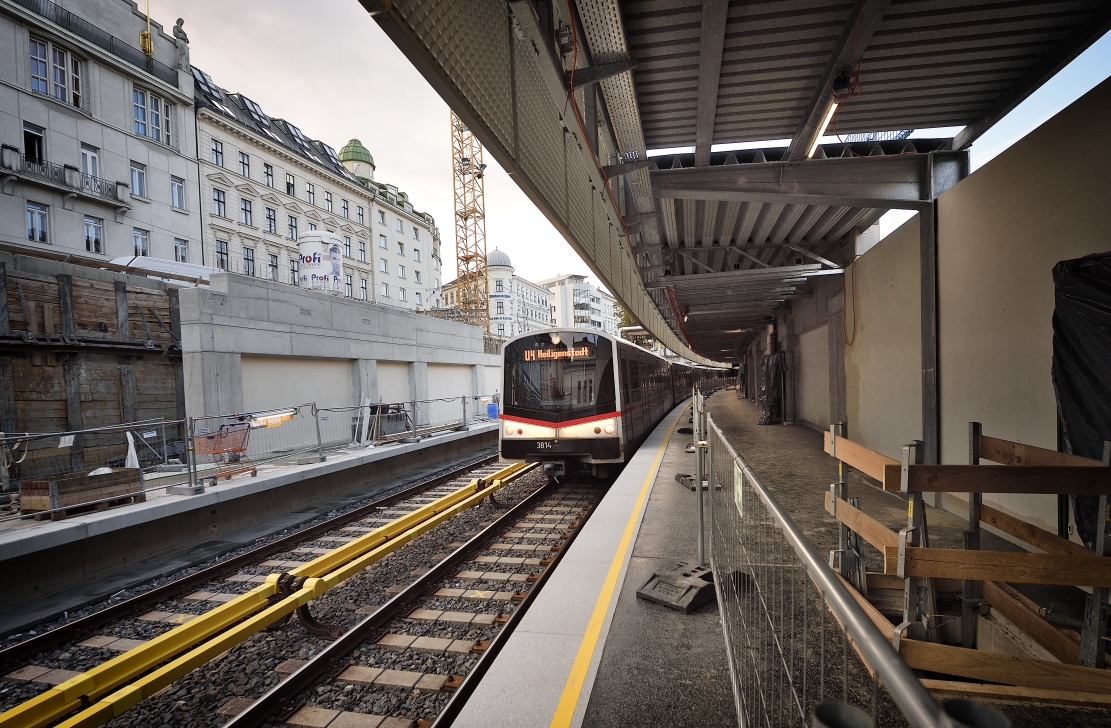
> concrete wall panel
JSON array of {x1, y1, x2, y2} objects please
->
[
  {"x1": 797, "y1": 325, "x2": 830, "y2": 431},
  {"x1": 844, "y1": 216, "x2": 922, "y2": 461},
  {"x1": 241, "y1": 355, "x2": 354, "y2": 411},
  {"x1": 936, "y1": 77, "x2": 1111, "y2": 530},
  {"x1": 428, "y1": 364, "x2": 472, "y2": 400},
  {"x1": 377, "y1": 362, "x2": 409, "y2": 404}
]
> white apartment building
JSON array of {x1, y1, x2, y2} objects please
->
[
  {"x1": 0, "y1": 0, "x2": 202, "y2": 263},
  {"x1": 540, "y1": 273, "x2": 619, "y2": 335},
  {"x1": 192, "y1": 67, "x2": 442, "y2": 310},
  {"x1": 441, "y1": 249, "x2": 551, "y2": 337}
]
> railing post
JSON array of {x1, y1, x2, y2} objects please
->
[
  {"x1": 410, "y1": 400, "x2": 417, "y2": 437},
  {"x1": 462, "y1": 395, "x2": 468, "y2": 427},
  {"x1": 695, "y1": 388, "x2": 706, "y2": 568},
  {"x1": 313, "y1": 403, "x2": 326, "y2": 462},
  {"x1": 186, "y1": 418, "x2": 198, "y2": 491}
]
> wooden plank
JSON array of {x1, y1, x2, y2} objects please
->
[
  {"x1": 56, "y1": 274, "x2": 76, "y2": 341},
  {"x1": 864, "y1": 573, "x2": 962, "y2": 593},
  {"x1": 979, "y1": 434, "x2": 1101, "y2": 467},
  {"x1": 899, "y1": 639, "x2": 1111, "y2": 694},
  {"x1": 62, "y1": 357, "x2": 85, "y2": 473},
  {"x1": 980, "y1": 502, "x2": 1092, "y2": 559},
  {"x1": 0, "y1": 262, "x2": 9, "y2": 335},
  {"x1": 824, "y1": 491, "x2": 898, "y2": 551},
  {"x1": 882, "y1": 464, "x2": 1111, "y2": 495},
  {"x1": 115, "y1": 280, "x2": 130, "y2": 341},
  {"x1": 824, "y1": 432, "x2": 898, "y2": 483},
  {"x1": 120, "y1": 356, "x2": 136, "y2": 423},
  {"x1": 982, "y1": 580, "x2": 1080, "y2": 665},
  {"x1": 884, "y1": 546, "x2": 1111, "y2": 587},
  {"x1": 920, "y1": 679, "x2": 1111, "y2": 708},
  {"x1": 0, "y1": 356, "x2": 14, "y2": 432}
]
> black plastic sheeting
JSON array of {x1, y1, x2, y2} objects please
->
[
  {"x1": 757, "y1": 352, "x2": 786, "y2": 425},
  {"x1": 1051, "y1": 251, "x2": 1111, "y2": 549}
]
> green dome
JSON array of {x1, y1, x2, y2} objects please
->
[{"x1": 339, "y1": 139, "x2": 374, "y2": 167}]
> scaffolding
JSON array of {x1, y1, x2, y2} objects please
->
[{"x1": 450, "y1": 110, "x2": 488, "y2": 329}]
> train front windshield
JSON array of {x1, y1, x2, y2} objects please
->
[{"x1": 504, "y1": 332, "x2": 616, "y2": 423}]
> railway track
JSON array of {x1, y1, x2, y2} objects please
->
[
  {"x1": 0, "y1": 454, "x2": 527, "y2": 727},
  {"x1": 220, "y1": 478, "x2": 603, "y2": 728}
]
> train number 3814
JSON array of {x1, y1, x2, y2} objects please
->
[{"x1": 536, "y1": 441, "x2": 553, "y2": 449}]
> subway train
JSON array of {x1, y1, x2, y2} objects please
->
[{"x1": 498, "y1": 328, "x2": 727, "y2": 479}]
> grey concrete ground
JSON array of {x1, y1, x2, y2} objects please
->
[{"x1": 582, "y1": 403, "x2": 735, "y2": 728}]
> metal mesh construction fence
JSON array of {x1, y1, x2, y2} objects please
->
[{"x1": 703, "y1": 406, "x2": 945, "y2": 728}]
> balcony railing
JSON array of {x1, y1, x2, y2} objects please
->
[
  {"x1": 10, "y1": 0, "x2": 179, "y2": 88},
  {"x1": 18, "y1": 155, "x2": 121, "y2": 203}
]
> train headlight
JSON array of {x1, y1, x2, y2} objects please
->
[
  {"x1": 505, "y1": 425, "x2": 514, "y2": 435},
  {"x1": 594, "y1": 426, "x2": 601, "y2": 434},
  {"x1": 604, "y1": 423, "x2": 615, "y2": 434}
]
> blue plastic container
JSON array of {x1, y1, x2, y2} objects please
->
[{"x1": 487, "y1": 402, "x2": 499, "y2": 420}]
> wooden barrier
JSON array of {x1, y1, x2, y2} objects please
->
[{"x1": 884, "y1": 546, "x2": 1111, "y2": 587}]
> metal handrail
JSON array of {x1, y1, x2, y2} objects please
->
[
  {"x1": 18, "y1": 155, "x2": 120, "y2": 202},
  {"x1": 707, "y1": 412, "x2": 942, "y2": 728}
]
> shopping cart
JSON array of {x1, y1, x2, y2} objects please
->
[{"x1": 193, "y1": 422, "x2": 257, "y2": 485}]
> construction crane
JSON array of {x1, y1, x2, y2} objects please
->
[{"x1": 450, "y1": 111, "x2": 488, "y2": 329}]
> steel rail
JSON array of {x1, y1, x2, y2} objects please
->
[
  {"x1": 708, "y1": 414, "x2": 942, "y2": 728},
  {"x1": 0, "y1": 453, "x2": 497, "y2": 669},
  {"x1": 0, "y1": 460, "x2": 521, "y2": 728},
  {"x1": 224, "y1": 464, "x2": 556, "y2": 728}
]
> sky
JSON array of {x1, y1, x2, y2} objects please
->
[{"x1": 158, "y1": 0, "x2": 1111, "y2": 280}]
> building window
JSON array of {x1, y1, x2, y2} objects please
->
[
  {"x1": 498, "y1": 324, "x2": 505, "y2": 335},
  {"x1": 83, "y1": 215, "x2": 102, "y2": 253},
  {"x1": 414, "y1": 270, "x2": 421, "y2": 284},
  {"x1": 399, "y1": 288, "x2": 406, "y2": 301},
  {"x1": 240, "y1": 199, "x2": 252, "y2": 226},
  {"x1": 495, "y1": 279, "x2": 503, "y2": 292},
  {"x1": 288, "y1": 216, "x2": 298, "y2": 240},
  {"x1": 29, "y1": 39, "x2": 48, "y2": 95},
  {"x1": 239, "y1": 152, "x2": 250, "y2": 177},
  {"x1": 397, "y1": 242, "x2": 404, "y2": 255},
  {"x1": 265, "y1": 207, "x2": 277, "y2": 234},
  {"x1": 381, "y1": 283, "x2": 389, "y2": 297},
  {"x1": 324, "y1": 192, "x2": 333, "y2": 212},
  {"x1": 134, "y1": 90, "x2": 170, "y2": 143},
  {"x1": 133, "y1": 228, "x2": 149, "y2": 257},
  {"x1": 496, "y1": 301, "x2": 504, "y2": 315},
  {"x1": 286, "y1": 173, "x2": 295, "y2": 195},
  {"x1": 357, "y1": 207, "x2": 364, "y2": 225},
  {"x1": 345, "y1": 274, "x2": 353, "y2": 297},
  {"x1": 395, "y1": 219, "x2": 403, "y2": 233},
  {"x1": 23, "y1": 123, "x2": 44, "y2": 163},
  {"x1": 171, "y1": 176, "x2": 185, "y2": 209},
  {"x1": 31, "y1": 40, "x2": 83, "y2": 108},
  {"x1": 80, "y1": 144, "x2": 99, "y2": 178},
  {"x1": 213, "y1": 188, "x2": 226, "y2": 217},
  {"x1": 413, "y1": 248, "x2": 421, "y2": 262},
  {"x1": 379, "y1": 235, "x2": 387, "y2": 249},
  {"x1": 380, "y1": 259, "x2": 388, "y2": 274},
  {"x1": 342, "y1": 199, "x2": 349, "y2": 218},
  {"x1": 415, "y1": 292, "x2": 422, "y2": 306},
  {"x1": 126, "y1": 162, "x2": 146, "y2": 197},
  {"x1": 243, "y1": 247, "x2": 255, "y2": 276},
  {"x1": 216, "y1": 240, "x2": 229, "y2": 270},
  {"x1": 175, "y1": 238, "x2": 188, "y2": 263},
  {"x1": 264, "y1": 164, "x2": 274, "y2": 187},
  {"x1": 343, "y1": 236, "x2": 351, "y2": 257},
  {"x1": 290, "y1": 257, "x2": 299, "y2": 285},
  {"x1": 308, "y1": 223, "x2": 317, "y2": 231},
  {"x1": 268, "y1": 253, "x2": 278, "y2": 281},
  {"x1": 377, "y1": 210, "x2": 385, "y2": 224},
  {"x1": 306, "y1": 183, "x2": 315, "y2": 205},
  {"x1": 210, "y1": 138, "x2": 223, "y2": 166},
  {"x1": 398, "y1": 265, "x2": 405, "y2": 279},
  {"x1": 412, "y1": 227, "x2": 420, "y2": 241},
  {"x1": 358, "y1": 240, "x2": 366, "y2": 262}
]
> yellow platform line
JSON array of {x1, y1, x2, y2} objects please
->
[
  {"x1": 0, "y1": 462, "x2": 531, "y2": 728},
  {"x1": 549, "y1": 410, "x2": 684, "y2": 728}
]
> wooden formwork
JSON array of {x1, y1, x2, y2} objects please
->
[{"x1": 20, "y1": 468, "x2": 145, "y2": 520}]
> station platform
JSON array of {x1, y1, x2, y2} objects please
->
[
  {"x1": 0, "y1": 422, "x2": 498, "y2": 637},
  {"x1": 454, "y1": 401, "x2": 736, "y2": 728}
]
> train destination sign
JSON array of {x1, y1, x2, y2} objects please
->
[{"x1": 522, "y1": 346, "x2": 592, "y2": 362}]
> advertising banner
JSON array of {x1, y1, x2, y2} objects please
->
[{"x1": 298, "y1": 233, "x2": 343, "y2": 293}]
